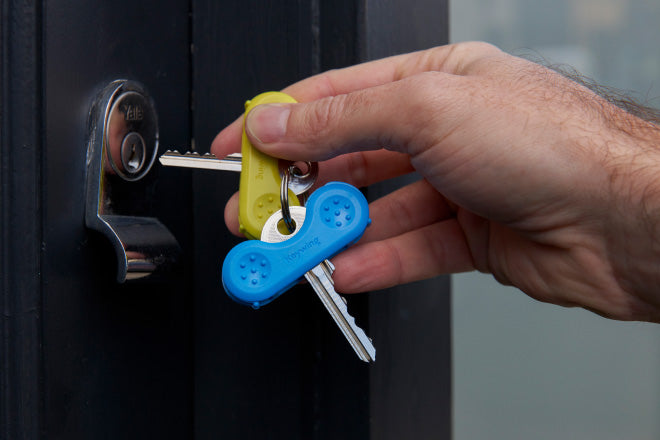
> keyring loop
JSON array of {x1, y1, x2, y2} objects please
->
[{"x1": 280, "y1": 165, "x2": 296, "y2": 233}]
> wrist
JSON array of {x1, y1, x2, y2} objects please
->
[{"x1": 603, "y1": 127, "x2": 660, "y2": 321}]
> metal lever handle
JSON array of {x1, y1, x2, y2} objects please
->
[{"x1": 84, "y1": 80, "x2": 180, "y2": 282}]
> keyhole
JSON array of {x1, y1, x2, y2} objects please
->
[
  {"x1": 127, "y1": 143, "x2": 140, "y2": 170},
  {"x1": 120, "y1": 132, "x2": 146, "y2": 174}
]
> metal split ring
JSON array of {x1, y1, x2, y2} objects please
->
[{"x1": 280, "y1": 165, "x2": 296, "y2": 233}]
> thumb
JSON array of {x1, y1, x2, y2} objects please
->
[{"x1": 245, "y1": 75, "x2": 448, "y2": 161}]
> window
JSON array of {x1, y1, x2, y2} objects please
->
[{"x1": 451, "y1": 2, "x2": 660, "y2": 439}]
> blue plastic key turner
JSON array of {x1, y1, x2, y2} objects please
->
[{"x1": 222, "y1": 182, "x2": 370, "y2": 308}]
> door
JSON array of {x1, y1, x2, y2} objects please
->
[{"x1": 1, "y1": 1, "x2": 450, "y2": 438}]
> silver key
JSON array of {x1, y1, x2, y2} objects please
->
[
  {"x1": 159, "y1": 150, "x2": 242, "y2": 171},
  {"x1": 159, "y1": 150, "x2": 318, "y2": 195},
  {"x1": 261, "y1": 207, "x2": 376, "y2": 362}
]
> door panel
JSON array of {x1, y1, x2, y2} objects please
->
[
  {"x1": 1, "y1": 2, "x2": 44, "y2": 438},
  {"x1": 357, "y1": 3, "x2": 452, "y2": 438},
  {"x1": 42, "y1": 2, "x2": 193, "y2": 438},
  {"x1": 191, "y1": 2, "x2": 370, "y2": 438},
  {"x1": 192, "y1": 1, "x2": 450, "y2": 439},
  {"x1": 2, "y1": 1, "x2": 450, "y2": 438}
]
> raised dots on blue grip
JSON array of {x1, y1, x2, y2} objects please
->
[{"x1": 222, "y1": 182, "x2": 369, "y2": 308}]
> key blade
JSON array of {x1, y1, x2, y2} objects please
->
[
  {"x1": 260, "y1": 207, "x2": 375, "y2": 361},
  {"x1": 159, "y1": 150, "x2": 242, "y2": 172},
  {"x1": 305, "y1": 264, "x2": 376, "y2": 362}
]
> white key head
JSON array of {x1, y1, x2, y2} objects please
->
[{"x1": 260, "y1": 206, "x2": 307, "y2": 243}]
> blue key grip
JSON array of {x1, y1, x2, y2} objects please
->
[{"x1": 222, "y1": 182, "x2": 370, "y2": 308}]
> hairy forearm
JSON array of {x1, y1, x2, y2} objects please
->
[{"x1": 601, "y1": 113, "x2": 660, "y2": 321}]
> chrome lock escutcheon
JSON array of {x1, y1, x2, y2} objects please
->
[{"x1": 85, "y1": 80, "x2": 180, "y2": 283}]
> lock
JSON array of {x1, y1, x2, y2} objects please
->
[
  {"x1": 85, "y1": 80, "x2": 180, "y2": 282},
  {"x1": 104, "y1": 87, "x2": 158, "y2": 180}
]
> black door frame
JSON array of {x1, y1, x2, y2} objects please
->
[{"x1": 2, "y1": 1, "x2": 44, "y2": 438}]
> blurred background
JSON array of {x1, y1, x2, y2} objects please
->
[{"x1": 450, "y1": 1, "x2": 660, "y2": 439}]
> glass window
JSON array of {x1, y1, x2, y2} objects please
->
[{"x1": 451, "y1": 2, "x2": 660, "y2": 439}]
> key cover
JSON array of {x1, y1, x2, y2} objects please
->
[
  {"x1": 223, "y1": 182, "x2": 370, "y2": 308},
  {"x1": 239, "y1": 91, "x2": 300, "y2": 240}
]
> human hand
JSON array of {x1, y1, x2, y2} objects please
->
[{"x1": 212, "y1": 42, "x2": 660, "y2": 323}]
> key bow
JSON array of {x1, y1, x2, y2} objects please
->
[{"x1": 222, "y1": 182, "x2": 370, "y2": 308}]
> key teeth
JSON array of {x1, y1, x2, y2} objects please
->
[
  {"x1": 165, "y1": 150, "x2": 221, "y2": 158},
  {"x1": 304, "y1": 266, "x2": 376, "y2": 362}
]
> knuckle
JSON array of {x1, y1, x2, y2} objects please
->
[
  {"x1": 300, "y1": 92, "x2": 369, "y2": 141},
  {"x1": 399, "y1": 72, "x2": 455, "y2": 120},
  {"x1": 448, "y1": 42, "x2": 505, "y2": 76},
  {"x1": 394, "y1": 72, "x2": 472, "y2": 152},
  {"x1": 300, "y1": 94, "x2": 348, "y2": 138},
  {"x1": 386, "y1": 191, "x2": 417, "y2": 232},
  {"x1": 457, "y1": 41, "x2": 502, "y2": 57},
  {"x1": 345, "y1": 151, "x2": 369, "y2": 188},
  {"x1": 314, "y1": 71, "x2": 339, "y2": 97}
]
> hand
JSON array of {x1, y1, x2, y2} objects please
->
[{"x1": 212, "y1": 42, "x2": 660, "y2": 323}]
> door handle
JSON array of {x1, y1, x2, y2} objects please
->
[{"x1": 84, "y1": 80, "x2": 180, "y2": 282}]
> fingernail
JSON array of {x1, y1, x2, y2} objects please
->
[{"x1": 246, "y1": 104, "x2": 291, "y2": 144}]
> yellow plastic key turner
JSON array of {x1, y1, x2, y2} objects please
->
[{"x1": 239, "y1": 92, "x2": 300, "y2": 240}]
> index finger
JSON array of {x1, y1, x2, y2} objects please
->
[
  {"x1": 210, "y1": 42, "x2": 502, "y2": 157},
  {"x1": 210, "y1": 56, "x2": 401, "y2": 158},
  {"x1": 282, "y1": 41, "x2": 501, "y2": 100}
]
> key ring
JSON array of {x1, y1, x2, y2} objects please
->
[{"x1": 280, "y1": 165, "x2": 297, "y2": 233}]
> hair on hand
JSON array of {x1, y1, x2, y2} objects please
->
[
  {"x1": 518, "y1": 49, "x2": 660, "y2": 125},
  {"x1": 549, "y1": 63, "x2": 660, "y2": 126}
]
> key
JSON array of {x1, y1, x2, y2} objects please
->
[
  {"x1": 160, "y1": 149, "x2": 301, "y2": 240},
  {"x1": 259, "y1": 206, "x2": 375, "y2": 361},
  {"x1": 222, "y1": 182, "x2": 376, "y2": 362},
  {"x1": 159, "y1": 150, "x2": 318, "y2": 196},
  {"x1": 261, "y1": 210, "x2": 375, "y2": 361},
  {"x1": 159, "y1": 150, "x2": 242, "y2": 171},
  {"x1": 304, "y1": 261, "x2": 376, "y2": 362},
  {"x1": 158, "y1": 91, "x2": 318, "y2": 240},
  {"x1": 261, "y1": 211, "x2": 376, "y2": 362}
]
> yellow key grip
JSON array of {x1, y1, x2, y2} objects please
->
[{"x1": 239, "y1": 92, "x2": 300, "y2": 240}]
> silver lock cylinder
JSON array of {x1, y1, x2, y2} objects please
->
[
  {"x1": 85, "y1": 80, "x2": 179, "y2": 282},
  {"x1": 105, "y1": 89, "x2": 158, "y2": 181}
]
